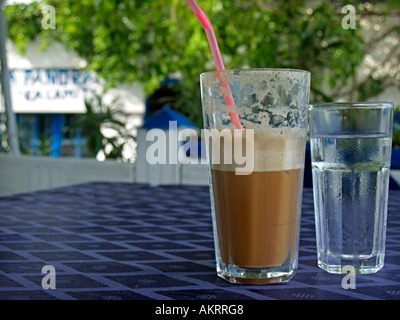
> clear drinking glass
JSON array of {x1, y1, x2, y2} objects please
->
[
  {"x1": 309, "y1": 102, "x2": 394, "y2": 274},
  {"x1": 200, "y1": 69, "x2": 311, "y2": 284}
]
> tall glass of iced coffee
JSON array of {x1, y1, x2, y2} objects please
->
[{"x1": 200, "y1": 69, "x2": 311, "y2": 284}]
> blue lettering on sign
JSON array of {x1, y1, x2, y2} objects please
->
[
  {"x1": 46, "y1": 70, "x2": 56, "y2": 84},
  {"x1": 59, "y1": 69, "x2": 68, "y2": 85},
  {"x1": 9, "y1": 71, "x2": 15, "y2": 83},
  {"x1": 83, "y1": 72, "x2": 96, "y2": 85},
  {"x1": 34, "y1": 91, "x2": 42, "y2": 100},
  {"x1": 64, "y1": 90, "x2": 74, "y2": 97},
  {"x1": 33, "y1": 71, "x2": 41, "y2": 84},
  {"x1": 24, "y1": 70, "x2": 32, "y2": 85},
  {"x1": 72, "y1": 70, "x2": 81, "y2": 84},
  {"x1": 24, "y1": 70, "x2": 42, "y2": 85},
  {"x1": 25, "y1": 89, "x2": 79, "y2": 101},
  {"x1": 21, "y1": 69, "x2": 97, "y2": 86},
  {"x1": 11, "y1": 69, "x2": 98, "y2": 106},
  {"x1": 4, "y1": 69, "x2": 98, "y2": 86}
]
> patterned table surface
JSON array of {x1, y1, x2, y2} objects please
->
[{"x1": 0, "y1": 182, "x2": 400, "y2": 300}]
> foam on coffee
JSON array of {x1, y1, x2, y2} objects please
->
[{"x1": 209, "y1": 123, "x2": 307, "y2": 173}]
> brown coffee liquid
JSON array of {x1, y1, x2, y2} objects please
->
[{"x1": 211, "y1": 168, "x2": 302, "y2": 268}]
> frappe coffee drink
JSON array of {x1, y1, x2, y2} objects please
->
[
  {"x1": 201, "y1": 69, "x2": 310, "y2": 284},
  {"x1": 211, "y1": 127, "x2": 305, "y2": 269}
]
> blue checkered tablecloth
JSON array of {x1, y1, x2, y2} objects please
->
[{"x1": 0, "y1": 182, "x2": 400, "y2": 300}]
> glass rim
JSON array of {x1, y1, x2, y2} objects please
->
[
  {"x1": 309, "y1": 101, "x2": 394, "y2": 110},
  {"x1": 200, "y1": 67, "x2": 311, "y2": 77}
]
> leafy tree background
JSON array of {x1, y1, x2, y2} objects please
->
[{"x1": 3, "y1": 0, "x2": 400, "y2": 132}]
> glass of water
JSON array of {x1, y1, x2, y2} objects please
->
[{"x1": 309, "y1": 102, "x2": 394, "y2": 274}]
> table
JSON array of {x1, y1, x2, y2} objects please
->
[{"x1": 0, "y1": 182, "x2": 400, "y2": 300}]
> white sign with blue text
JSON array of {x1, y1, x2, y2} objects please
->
[{"x1": 1, "y1": 69, "x2": 101, "y2": 113}]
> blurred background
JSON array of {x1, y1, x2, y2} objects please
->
[{"x1": 0, "y1": 0, "x2": 399, "y2": 193}]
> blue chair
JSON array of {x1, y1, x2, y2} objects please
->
[{"x1": 142, "y1": 106, "x2": 197, "y2": 131}]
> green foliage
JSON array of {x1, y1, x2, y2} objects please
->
[
  {"x1": 4, "y1": 0, "x2": 400, "y2": 134},
  {"x1": 4, "y1": 1, "x2": 44, "y2": 54},
  {"x1": 67, "y1": 94, "x2": 134, "y2": 161},
  {"x1": 19, "y1": 131, "x2": 52, "y2": 156}
]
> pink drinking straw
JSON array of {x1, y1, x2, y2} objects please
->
[{"x1": 185, "y1": 0, "x2": 243, "y2": 130}]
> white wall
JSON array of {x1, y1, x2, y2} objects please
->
[
  {"x1": 0, "y1": 154, "x2": 136, "y2": 196},
  {"x1": 0, "y1": 153, "x2": 209, "y2": 197}
]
